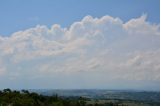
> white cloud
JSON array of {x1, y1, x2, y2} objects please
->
[
  {"x1": 0, "y1": 63, "x2": 6, "y2": 76},
  {"x1": 124, "y1": 15, "x2": 160, "y2": 36},
  {"x1": 0, "y1": 15, "x2": 160, "y2": 89}
]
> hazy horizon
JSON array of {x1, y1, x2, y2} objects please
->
[{"x1": 0, "y1": 0, "x2": 160, "y2": 91}]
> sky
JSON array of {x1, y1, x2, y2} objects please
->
[{"x1": 0, "y1": 0, "x2": 160, "y2": 90}]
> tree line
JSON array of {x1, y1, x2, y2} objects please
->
[{"x1": 0, "y1": 88, "x2": 134, "y2": 106}]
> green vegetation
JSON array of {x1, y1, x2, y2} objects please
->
[
  {"x1": 0, "y1": 89, "x2": 159, "y2": 106},
  {"x1": 0, "y1": 88, "x2": 86, "y2": 106}
]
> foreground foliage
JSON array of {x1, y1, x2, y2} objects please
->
[{"x1": 0, "y1": 89, "x2": 159, "y2": 106}]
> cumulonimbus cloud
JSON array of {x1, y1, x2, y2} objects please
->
[{"x1": 0, "y1": 15, "x2": 160, "y2": 86}]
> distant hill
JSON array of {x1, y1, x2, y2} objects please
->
[{"x1": 29, "y1": 89, "x2": 160, "y2": 102}]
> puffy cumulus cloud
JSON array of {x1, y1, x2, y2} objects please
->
[
  {"x1": 0, "y1": 15, "x2": 160, "y2": 89},
  {"x1": 124, "y1": 15, "x2": 160, "y2": 36}
]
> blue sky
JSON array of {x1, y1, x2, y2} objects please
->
[
  {"x1": 0, "y1": 0, "x2": 160, "y2": 36},
  {"x1": 0, "y1": 0, "x2": 160, "y2": 90}
]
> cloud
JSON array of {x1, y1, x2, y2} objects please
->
[
  {"x1": 124, "y1": 15, "x2": 160, "y2": 36},
  {"x1": 0, "y1": 61, "x2": 6, "y2": 76},
  {"x1": 0, "y1": 15, "x2": 160, "y2": 89}
]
